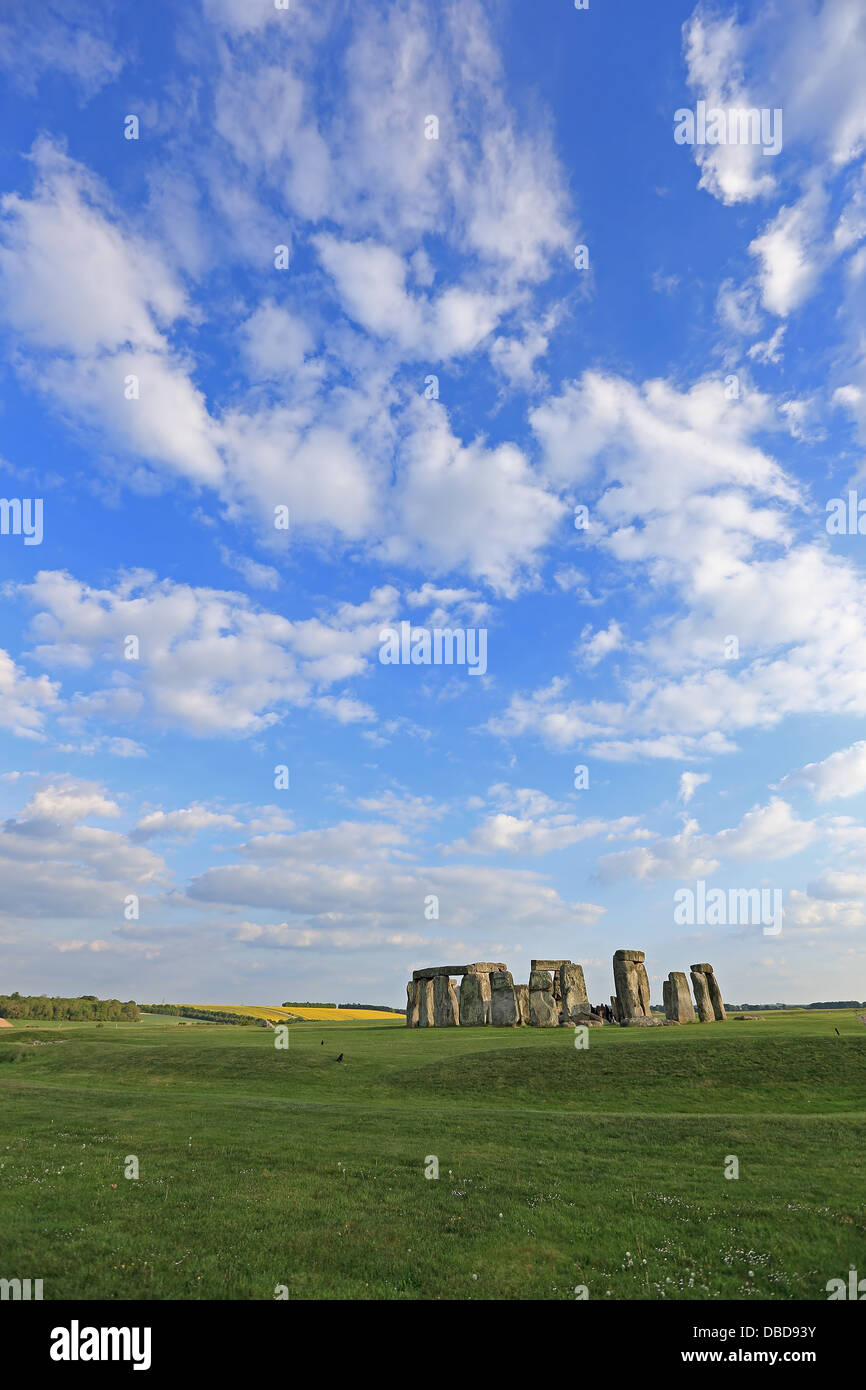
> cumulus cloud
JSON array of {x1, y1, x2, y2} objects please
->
[
  {"x1": 777, "y1": 741, "x2": 866, "y2": 803},
  {"x1": 678, "y1": 772, "x2": 710, "y2": 804},
  {"x1": 19, "y1": 570, "x2": 394, "y2": 737}
]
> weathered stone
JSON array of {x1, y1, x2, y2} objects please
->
[
  {"x1": 459, "y1": 973, "x2": 486, "y2": 1026},
  {"x1": 620, "y1": 1015, "x2": 664, "y2": 1027},
  {"x1": 527, "y1": 969, "x2": 551, "y2": 992},
  {"x1": 515, "y1": 983, "x2": 530, "y2": 1025},
  {"x1": 690, "y1": 962, "x2": 713, "y2": 975},
  {"x1": 570, "y1": 1012, "x2": 603, "y2": 1027},
  {"x1": 613, "y1": 952, "x2": 652, "y2": 1020},
  {"x1": 690, "y1": 969, "x2": 714, "y2": 1022},
  {"x1": 433, "y1": 974, "x2": 459, "y2": 1026},
  {"x1": 406, "y1": 979, "x2": 420, "y2": 1027},
  {"x1": 531, "y1": 959, "x2": 570, "y2": 972},
  {"x1": 416, "y1": 976, "x2": 434, "y2": 1027},
  {"x1": 490, "y1": 970, "x2": 519, "y2": 1026},
  {"x1": 467, "y1": 962, "x2": 508, "y2": 975},
  {"x1": 705, "y1": 971, "x2": 727, "y2": 1022},
  {"x1": 665, "y1": 971, "x2": 696, "y2": 1023},
  {"x1": 529, "y1": 991, "x2": 559, "y2": 1027},
  {"x1": 637, "y1": 962, "x2": 651, "y2": 1013},
  {"x1": 413, "y1": 965, "x2": 469, "y2": 981},
  {"x1": 528, "y1": 969, "x2": 559, "y2": 1027},
  {"x1": 610, "y1": 994, "x2": 620, "y2": 1022},
  {"x1": 476, "y1": 971, "x2": 493, "y2": 1024},
  {"x1": 560, "y1": 962, "x2": 590, "y2": 1020}
]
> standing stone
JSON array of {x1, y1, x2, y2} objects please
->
[
  {"x1": 610, "y1": 994, "x2": 620, "y2": 1023},
  {"x1": 613, "y1": 950, "x2": 652, "y2": 1021},
  {"x1": 433, "y1": 974, "x2": 459, "y2": 1026},
  {"x1": 477, "y1": 971, "x2": 492, "y2": 1024},
  {"x1": 406, "y1": 979, "x2": 420, "y2": 1027},
  {"x1": 665, "y1": 971, "x2": 696, "y2": 1023},
  {"x1": 705, "y1": 970, "x2": 727, "y2": 1022},
  {"x1": 515, "y1": 984, "x2": 530, "y2": 1025},
  {"x1": 490, "y1": 970, "x2": 519, "y2": 1026},
  {"x1": 528, "y1": 969, "x2": 559, "y2": 1027},
  {"x1": 459, "y1": 973, "x2": 486, "y2": 1026},
  {"x1": 417, "y1": 976, "x2": 435, "y2": 1027},
  {"x1": 690, "y1": 968, "x2": 714, "y2": 1023},
  {"x1": 560, "y1": 962, "x2": 590, "y2": 1020}
]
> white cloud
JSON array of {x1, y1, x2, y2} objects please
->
[
  {"x1": 0, "y1": 139, "x2": 186, "y2": 355},
  {"x1": 596, "y1": 799, "x2": 816, "y2": 884},
  {"x1": 131, "y1": 805, "x2": 243, "y2": 843},
  {"x1": 378, "y1": 401, "x2": 564, "y2": 595},
  {"x1": 22, "y1": 778, "x2": 121, "y2": 823},
  {"x1": 0, "y1": 648, "x2": 60, "y2": 739},
  {"x1": 679, "y1": 772, "x2": 710, "y2": 804},
  {"x1": 777, "y1": 741, "x2": 866, "y2": 803},
  {"x1": 20, "y1": 570, "x2": 399, "y2": 737},
  {"x1": 579, "y1": 620, "x2": 624, "y2": 667}
]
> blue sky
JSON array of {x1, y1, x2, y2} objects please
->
[{"x1": 2, "y1": 0, "x2": 866, "y2": 1009}]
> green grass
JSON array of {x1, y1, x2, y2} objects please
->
[{"x1": 1, "y1": 1009, "x2": 864, "y2": 1300}]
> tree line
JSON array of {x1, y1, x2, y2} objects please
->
[
  {"x1": 140, "y1": 1004, "x2": 271, "y2": 1026},
  {"x1": 0, "y1": 993, "x2": 139, "y2": 1021}
]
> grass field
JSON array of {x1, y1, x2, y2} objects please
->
[{"x1": 2, "y1": 1009, "x2": 864, "y2": 1301}]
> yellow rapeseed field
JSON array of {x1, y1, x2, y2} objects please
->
[{"x1": 193, "y1": 1003, "x2": 403, "y2": 1022}]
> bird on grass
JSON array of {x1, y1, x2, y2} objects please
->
[
  {"x1": 835, "y1": 1027, "x2": 840, "y2": 1036},
  {"x1": 321, "y1": 1040, "x2": 324, "y2": 1045},
  {"x1": 336, "y1": 1053, "x2": 344, "y2": 1062}
]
